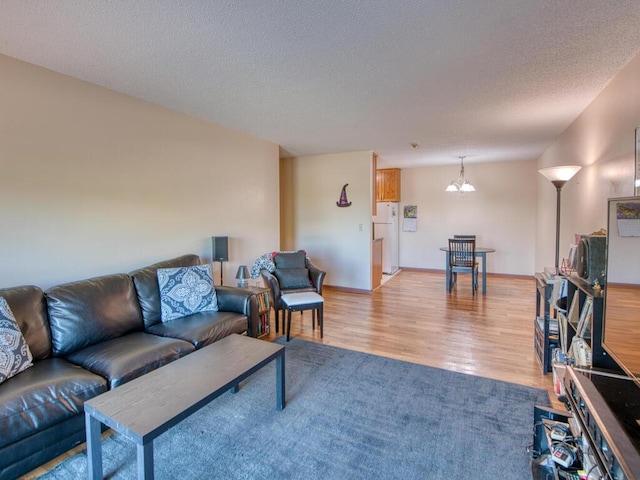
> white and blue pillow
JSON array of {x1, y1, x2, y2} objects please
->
[
  {"x1": 157, "y1": 265, "x2": 218, "y2": 322},
  {"x1": 0, "y1": 297, "x2": 33, "y2": 384}
]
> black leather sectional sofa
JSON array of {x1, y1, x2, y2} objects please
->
[{"x1": 0, "y1": 254, "x2": 258, "y2": 480}]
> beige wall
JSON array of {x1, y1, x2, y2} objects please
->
[
  {"x1": 0, "y1": 55, "x2": 280, "y2": 289},
  {"x1": 400, "y1": 159, "x2": 538, "y2": 275},
  {"x1": 280, "y1": 152, "x2": 374, "y2": 291},
  {"x1": 536, "y1": 51, "x2": 640, "y2": 273}
]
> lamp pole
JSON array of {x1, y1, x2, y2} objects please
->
[
  {"x1": 538, "y1": 165, "x2": 581, "y2": 274},
  {"x1": 551, "y1": 180, "x2": 567, "y2": 273}
]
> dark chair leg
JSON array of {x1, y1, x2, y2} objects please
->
[
  {"x1": 473, "y1": 269, "x2": 478, "y2": 294},
  {"x1": 319, "y1": 305, "x2": 323, "y2": 338}
]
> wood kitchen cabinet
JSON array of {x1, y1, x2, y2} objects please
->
[{"x1": 376, "y1": 168, "x2": 401, "y2": 202}]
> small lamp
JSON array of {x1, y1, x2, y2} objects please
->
[
  {"x1": 538, "y1": 165, "x2": 582, "y2": 272},
  {"x1": 235, "y1": 265, "x2": 250, "y2": 288}
]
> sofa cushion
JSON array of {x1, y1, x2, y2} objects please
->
[
  {"x1": 0, "y1": 298, "x2": 33, "y2": 384},
  {"x1": 46, "y1": 274, "x2": 143, "y2": 357},
  {"x1": 65, "y1": 332, "x2": 194, "y2": 389},
  {"x1": 274, "y1": 268, "x2": 313, "y2": 289},
  {"x1": 146, "y1": 310, "x2": 248, "y2": 348},
  {"x1": 0, "y1": 286, "x2": 51, "y2": 361},
  {"x1": 158, "y1": 265, "x2": 218, "y2": 322},
  {"x1": 273, "y1": 251, "x2": 306, "y2": 269},
  {"x1": 130, "y1": 254, "x2": 201, "y2": 328},
  {"x1": 0, "y1": 357, "x2": 107, "y2": 448}
]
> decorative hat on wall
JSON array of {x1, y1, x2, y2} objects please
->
[{"x1": 336, "y1": 183, "x2": 352, "y2": 207}]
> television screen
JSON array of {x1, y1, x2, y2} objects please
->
[{"x1": 603, "y1": 197, "x2": 640, "y2": 387}]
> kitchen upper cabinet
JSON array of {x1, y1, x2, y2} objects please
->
[{"x1": 376, "y1": 168, "x2": 401, "y2": 202}]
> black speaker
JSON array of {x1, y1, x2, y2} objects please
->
[{"x1": 211, "y1": 236, "x2": 229, "y2": 262}]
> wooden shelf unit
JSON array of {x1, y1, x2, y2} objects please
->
[
  {"x1": 247, "y1": 286, "x2": 271, "y2": 338},
  {"x1": 560, "y1": 273, "x2": 618, "y2": 371},
  {"x1": 534, "y1": 272, "x2": 558, "y2": 374},
  {"x1": 534, "y1": 271, "x2": 620, "y2": 374}
]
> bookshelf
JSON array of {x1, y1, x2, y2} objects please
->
[
  {"x1": 247, "y1": 286, "x2": 271, "y2": 338},
  {"x1": 534, "y1": 271, "x2": 559, "y2": 373},
  {"x1": 559, "y1": 273, "x2": 618, "y2": 370}
]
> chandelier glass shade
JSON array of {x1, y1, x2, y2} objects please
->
[{"x1": 445, "y1": 156, "x2": 476, "y2": 192}]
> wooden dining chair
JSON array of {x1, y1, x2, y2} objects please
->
[{"x1": 448, "y1": 238, "x2": 479, "y2": 295}]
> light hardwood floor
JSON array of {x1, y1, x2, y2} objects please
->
[
  {"x1": 22, "y1": 269, "x2": 559, "y2": 478},
  {"x1": 268, "y1": 269, "x2": 560, "y2": 404}
]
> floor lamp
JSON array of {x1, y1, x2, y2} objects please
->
[{"x1": 538, "y1": 165, "x2": 582, "y2": 273}]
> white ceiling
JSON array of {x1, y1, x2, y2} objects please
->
[{"x1": 1, "y1": 1, "x2": 640, "y2": 168}]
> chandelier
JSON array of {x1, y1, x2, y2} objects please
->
[{"x1": 445, "y1": 156, "x2": 476, "y2": 192}]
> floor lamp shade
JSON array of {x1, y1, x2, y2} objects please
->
[{"x1": 211, "y1": 236, "x2": 229, "y2": 262}]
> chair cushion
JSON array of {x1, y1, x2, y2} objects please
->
[
  {"x1": 0, "y1": 357, "x2": 107, "y2": 448},
  {"x1": 273, "y1": 251, "x2": 306, "y2": 269},
  {"x1": 158, "y1": 265, "x2": 218, "y2": 322},
  {"x1": 0, "y1": 298, "x2": 33, "y2": 385},
  {"x1": 281, "y1": 292, "x2": 324, "y2": 307},
  {"x1": 0, "y1": 285, "x2": 51, "y2": 361},
  {"x1": 46, "y1": 274, "x2": 144, "y2": 357},
  {"x1": 146, "y1": 310, "x2": 247, "y2": 349},
  {"x1": 65, "y1": 332, "x2": 194, "y2": 389},
  {"x1": 274, "y1": 268, "x2": 313, "y2": 290}
]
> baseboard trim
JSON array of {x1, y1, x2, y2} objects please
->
[
  {"x1": 324, "y1": 285, "x2": 372, "y2": 295},
  {"x1": 324, "y1": 270, "x2": 533, "y2": 294},
  {"x1": 398, "y1": 267, "x2": 533, "y2": 280}
]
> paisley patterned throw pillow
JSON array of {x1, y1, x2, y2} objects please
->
[
  {"x1": 0, "y1": 296, "x2": 33, "y2": 384},
  {"x1": 157, "y1": 265, "x2": 218, "y2": 322}
]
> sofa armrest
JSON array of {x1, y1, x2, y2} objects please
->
[
  {"x1": 307, "y1": 261, "x2": 326, "y2": 295},
  {"x1": 215, "y1": 286, "x2": 259, "y2": 337}
]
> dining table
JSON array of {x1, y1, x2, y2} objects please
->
[{"x1": 439, "y1": 246, "x2": 496, "y2": 295}]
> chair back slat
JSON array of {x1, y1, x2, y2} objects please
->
[{"x1": 449, "y1": 238, "x2": 476, "y2": 268}]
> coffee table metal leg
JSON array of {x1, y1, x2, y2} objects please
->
[
  {"x1": 286, "y1": 308, "x2": 292, "y2": 342},
  {"x1": 276, "y1": 350, "x2": 285, "y2": 410},
  {"x1": 319, "y1": 305, "x2": 323, "y2": 338},
  {"x1": 86, "y1": 412, "x2": 103, "y2": 480},
  {"x1": 137, "y1": 441, "x2": 154, "y2": 480}
]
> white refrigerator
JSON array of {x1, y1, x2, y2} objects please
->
[{"x1": 373, "y1": 202, "x2": 399, "y2": 274}]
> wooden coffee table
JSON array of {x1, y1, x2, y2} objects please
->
[{"x1": 84, "y1": 334, "x2": 285, "y2": 480}]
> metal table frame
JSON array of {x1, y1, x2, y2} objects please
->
[{"x1": 85, "y1": 334, "x2": 285, "y2": 480}]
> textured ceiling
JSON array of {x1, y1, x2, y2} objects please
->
[{"x1": 1, "y1": 1, "x2": 640, "y2": 168}]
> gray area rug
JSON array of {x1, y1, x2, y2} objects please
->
[{"x1": 39, "y1": 338, "x2": 548, "y2": 479}]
